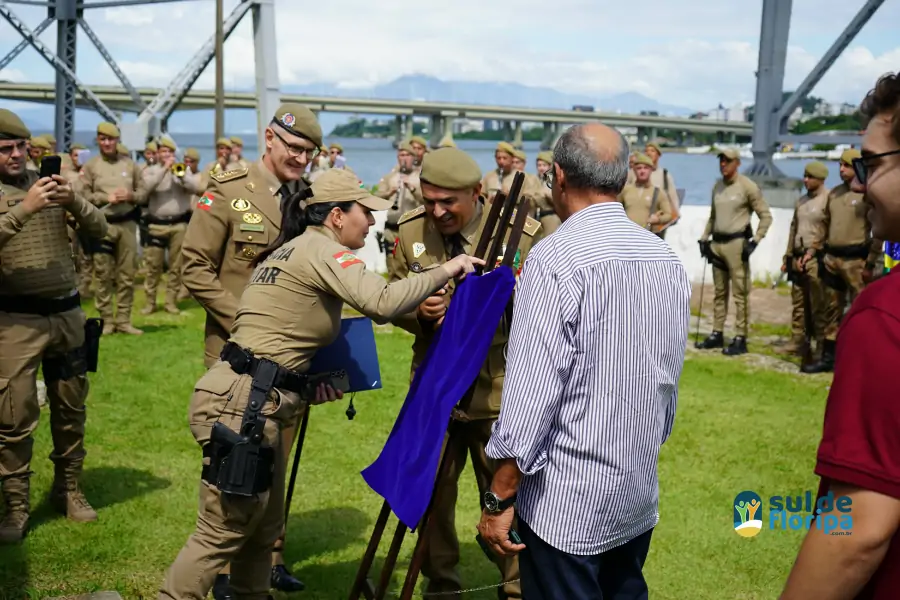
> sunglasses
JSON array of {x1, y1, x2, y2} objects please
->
[{"x1": 852, "y1": 149, "x2": 900, "y2": 185}]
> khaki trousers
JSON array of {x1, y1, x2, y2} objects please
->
[
  {"x1": 789, "y1": 258, "x2": 827, "y2": 343},
  {"x1": 93, "y1": 220, "x2": 138, "y2": 327},
  {"x1": 821, "y1": 255, "x2": 866, "y2": 341},
  {"x1": 144, "y1": 222, "x2": 187, "y2": 309},
  {"x1": 711, "y1": 238, "x2": 750, "y2": 337},
  {"x1": 0, "y1": 307, "x2": 89, "y2": 511}
]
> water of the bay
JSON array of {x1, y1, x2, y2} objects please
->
[{"x1": 70, "y1": 134, "x2": 847, "y2": 204}]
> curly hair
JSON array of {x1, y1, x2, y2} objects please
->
[{"x1": 859, "y1": 72, "x2": 900, "y2": 143}]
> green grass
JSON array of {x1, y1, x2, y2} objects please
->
[{"x1": 0, "y1": 293, "x2": 831, "y2": 599}]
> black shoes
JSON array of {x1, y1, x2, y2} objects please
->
[
  {"x1": 696, "y1": 332, "x2": 748, "y2": 356},
  {"x1": 723, "y1": 336, "x2": 748, "y2": 356},
  {"x1": 271, "y1": 564, "x2": 306, "y2": 592},
  {"x1": 801, "y1": 340, "x2": 835, "y2": 374},
  {"x1": 695, "y1": 331, "x2": 724, "y2": 349},
  {"x1": 212, "y1": 574, "x2": 233, "y2": 600}
]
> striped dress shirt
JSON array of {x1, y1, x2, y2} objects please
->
[{"x1": 486, "y1": 201, "x2": 691, "y2": 556}]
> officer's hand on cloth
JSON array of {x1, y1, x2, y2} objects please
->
[
  {"x1": 22, "y1": 177, "x2": 59, "y2": 214},
  {"x1": 309, "y1": 382, "x2": 344, "y2": 405},
  {"x1": 477, "y1": 508, "x2": 526, "y2": 557},
  {"x1": 441, "y1": 254, "x2": 485, "y2": 280},
  {"x1": 48, "y1": 175, "x2": 74, "y2": 205},
  {"x1": 417, "y1": 289, "x2": 447, "y2": 322}
]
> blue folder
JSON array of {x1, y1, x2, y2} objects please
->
[{"x1": 308, "y1": 316, "x2": 382, "y2": 392}]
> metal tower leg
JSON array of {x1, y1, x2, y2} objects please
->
[
  {"x1": 53, "y1": 0, "x2": 78, "y2": 151},
  {"x1": 253, "y1": 0, "x2": 280, "y2": 151}
]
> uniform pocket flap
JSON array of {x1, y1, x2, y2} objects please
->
[
  {"x1": 193, "y1": 364, "x2": 239, "y2": 397},
  {"x1": 231, "y1": 224, "x2": 268, "y2": 245}
]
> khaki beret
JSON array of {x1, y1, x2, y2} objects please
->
[
  {"x1": 717, "y1": 148, "x2": 740, "y2": 161},
  {"x1": 145, "y1": 141, "x2": 158, "y2": 152},
  {"x1": 272, "y1": 103, "x2": 323, "y2": 147},
  {"x1": 184, "y1": 148, "x2": 200, "y2": 161},
  {"x1": 97, "y1": 122, "x2": 120, "y2": 138},
  {"x1": 397, "y1": 140, "x2": 414, "y2": 154},
  {"x1": 633, "y1": 152, "x2": 654, "y2": 168},
  {"x1": 45, "y1": 134, "x2": 56, "y2": 144},
  {"x1": 645, "y1": 142, "x2": 662, "y2": 155},
  {"x1": 537, "y1": 151, "x2": 553, "y2": 164},
  {"x1": 840, "y1": 149, "x2": 862, "y2": 165},
  {"x1": 512, "y1": 149, "x2": 526, "y2": 161},
  {"x1": 230, "y1": 136, "x2": 243, "y2": 146},
  {"x1": 495, "y1": 141, "x2": 515, "y2": 156},
  {"x1": 70, "y1": 143, "x2": 86, "y2": 151},
  {"x1": 157, "y1": 137, "x2": 177, "y2": 151},
  {"x1": 420, "y1": 147, "x2": 482, "y2": 190},
  {"x1": 804, "y1": 161, "x2": 829, "y2": 180},
  {"x1": 329, "y1": 142, "x2": 344, "y2": 153},
  {"x1": 409, "y1": 136, "x2": 428, "y2": 147},
  {"x1": 308, "y1": 168, "x2": 391, "y2": 211},
  {"x1": 30, "y1": 136, "x2": 51, "y2": 150},
  {"x1": 438, "y1": 138, "x2": 457, "y2": 149},
  {"x1": 0, "y1": 109, "x2": 31, "y2": 140},
  {"x1": 215, "y1": 137, "x2": 232, "y2": 148},
  {"x1": 117, "y1": 143, "x2": 129, "y2": 155}
]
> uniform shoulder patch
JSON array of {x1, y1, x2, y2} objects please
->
[
  {"x1": 210, "y1": 168, "x2": 249, "y2": 183},
  {"x1": 333, "y1": 249, "x2": 364, "y2": 269},
  {"x1": 523, "y1": 216, "x2": 541, "y2": 237},
  {"x1": 398, "y1": 205, "x2": 426, "y2": 225}
]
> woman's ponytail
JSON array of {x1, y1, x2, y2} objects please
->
[{"x1": 251, "y1": 188, "x2": 311, "y2": 266}]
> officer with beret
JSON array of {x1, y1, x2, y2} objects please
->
[
  {"x1": 181, "y1": 102, "x2": 323, "y2": 596},
  {"x1": 409, "y1": 135, "x2": 428, "y2": 166},
  {"x1": 781, "y1": 161, "x2": 830, "y2": 370},
  {"x1": 533, "y1": 150, "x2": 560, "y2": 234},
  {"x1": 160, "y1": 168, "x2": 481, "y2": 599},
  {"x1": 229, "y1": 136, "x2": 250, "y2": 169},
  {"x1": 645, "y1": 142, "x2": 680, "y2": 237},
  {"x1": 328, "y1": 142, "x2": 345, "y2": 168},
  {"x1": 389, "y1": 147, "x2": 542, "y2": 599},
  {"x1": 183, "y1": 148, "x2": 201, "y2": 176},
  {"x1": 79, "y1": 122, "x2": 148, "y2": 335},
  {"x1": 481, "y1": 142, "x2": 516, "y2": 203},
  {"x1": 376, "y1": 140, "x2": 423, "y2": 274},
  {"x1": 143, "y1": 141, "x2": 158, "y2": 169},
  {"x1": 0, "y1": 108, "x2": 108, "y2": 543},
  {"x1": 696, "y1": 148, "x2": 773, "y2": 356},
  {"x1": 203, "y1": 137, "x2": 241, "y2": 185},
  {"x1": 26, "y1": 136, "x2": 51, "y2": 171},
  {"x1": 617, "y1": 152, "x2": 673, "y2": 231}
]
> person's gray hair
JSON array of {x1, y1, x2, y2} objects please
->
[{"x1": 552, "y1": 124, "x2": 629, "y2": 194}]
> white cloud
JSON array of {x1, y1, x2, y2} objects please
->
[
  {"x1": 102, "y1": 7, "x2": 155, "y2": 27},
  {"x1": 0, "y1": 68, "x2": 27, "y2": 82}
]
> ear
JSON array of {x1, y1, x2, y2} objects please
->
[
  {"x1": 554, "y1": 163, "x2": 565, "y2": 189},
  {"x1": 472, "y1": 182, "x2": 483, "y2": 200},
  {"x1": 264, "y1": 128, "x2": 274, "y2": 151}
]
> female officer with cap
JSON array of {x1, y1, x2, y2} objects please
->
[{"x1": 159, "y1": 168, "x2": 483, "y2": 600}]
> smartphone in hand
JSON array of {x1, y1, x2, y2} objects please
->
[{"x1": 40, "y1": 155, "x2": 62, "y2": 178}]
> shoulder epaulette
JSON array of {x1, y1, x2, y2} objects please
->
[
  {"x1": 210, "y1": 168, "x2": 249, "y2": 183},
  {"x1": 398, "y1": 205, "x2": 426, "y2": 225},
  {"x1": 523, "y1": 216, "x2": 541, "y2": 237}
]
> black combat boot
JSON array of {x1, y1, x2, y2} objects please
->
[
  {"x1": 723, "y1": 336, "x2": 748, "y2": 356},
  {"x1": 695, "y1": 331, "x2": 724, "y2": 349},
  {"x1": 271, "y1": 564, "x2": 305, "y2": 592},
  {"x1": 212, "y1": 574, "x2": 234, "y2": 600},
  {"x1": 801, "y1": 339, "x2": 835, "y2": 374}
]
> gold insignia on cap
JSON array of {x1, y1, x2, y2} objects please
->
[
  {"x1": 412, "y1": 242, "x2": 426, "y2": 258},
  {"x1": 231, "y1": 198, "x2": 250, "y2": 211},
  {"x1": 243, "y1": 212, "x2": 262, "y2": 224}
]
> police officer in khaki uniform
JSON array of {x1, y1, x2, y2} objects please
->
[
  {"x1": 696, "y1": 148, "x2": 773, "y2": 355},
  {"x1": 781, "y1": 161, "x2": 829, "y2": 368},
  {"x1": 618, "y1": 152, "x2": 673, "y2": 231},
  {"x1": 376, "y1": 140, "x2": 423, "y2": 274},
  {"x1": 143, "y1": 141, "x2": 158, "y2": 168},
  {"x1": 0, "y1": 109, "x2": 108, "y2": 543},
  {"x1": 159, "y1": 167, "x2": 481, "y2": 600},
  {"x1": 645, "y1": 142, "x2": 680, "y2": 235},
  {"x1": 140, "y1": 136, "x2": 202, "y2": 314},
  {"x1": 79, "y1": 122, "x2": 148, "y2": 335},
  {"x1": 26, "y1": 136, "x2": 50, "y2": 171},
  {"x1": 229, "y1": 136, "x2": 251, "y2": 169},
  {"x1": 201, "y1": 137, "x2": 241, "y2": 185},
  {"x1": 62, "y1": 143, "x2": 94, "y2": 298},
  {"x1": 328, "y1": 142, "x2": 346, "y2": 168},
  {"x1": 181, "y1": 102, "x2": 321, "y2": 595},
  {"x1": 389, "y1": 147, "x2": 542, "y2": 599},
  {"x1": 481, "y1": 142, "x2": 516, "y2": 202},
  {"x1": 533, "y1": 150, "x2": 560, "y2": 235},
  {"x1": 409, "y1": 135, "x2": 428, "y2": 167}
]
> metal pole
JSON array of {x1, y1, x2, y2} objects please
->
[{"x1": 214, "y1": 0, "x2": 224, "y2": 142}]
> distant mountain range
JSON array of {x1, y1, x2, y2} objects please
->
[{"x1": 15, "y1": 74, "x2": 696, "y2": 137}]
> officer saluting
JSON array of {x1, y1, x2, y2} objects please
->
[
  {"x1": 159, "y1": 168, "x2": 480, "y2": 599},
  {"x1": 696, "y1": 148, "x2": 772, "y2": 355},
  {"x1": 180, "y1": 102, "x2": 321, "y2": 595},
  {"x1": 389, "y1": 147, "x2": 542, "y2": 599},
  {"x1": 0, "y1": 109, "x2": 108, "y2": 543}
]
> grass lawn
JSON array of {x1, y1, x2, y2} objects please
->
[{"x1": 0, "y1": 294, "x2": 832, "y2": 600}]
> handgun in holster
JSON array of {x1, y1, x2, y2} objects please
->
[
  {"x1": 83, "y1": 318, "x2": 103, "y2": 372},
  {"x1": 138, "y1": 212, "x2": 150, "y2": 247}
]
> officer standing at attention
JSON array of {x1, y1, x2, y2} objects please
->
[
  {"x1": 618, "y1": 152, "x2": 673, "y2": 231},
  {"x1": 532, "y1": 150, "x2": 560, "y2": 235},
  {"x1": 159, "y1": 167, "x2": 481, "y2": 600},
  {"x1": 481, "y1": 142, "x2": 516, "y2": 203},
  {"x1": 79, "y1": 122, "x2": 148, "y2": 336},
  {"x1": 389, "y1": 147, "x2": 542, "y2": 599},
  {"x1": 181, "y1": 102, "x2": 321, "y2": 596},
  {"x1": 409, "y1": 135, "x2": 428, "y2": 167},
  {"x1": 696, "y1": 148, "x2": 772, "y2": 355},
  {"x1": 229, "y1": 136, "x2": 250, "y2": 169},
  {"x1": 0, "y1": 109, "x2": 108, "y2": 543},
  {"x1": 140, "y1": 136, "x2": 202, "y2": 315},
  {"x1": 376, "y1": 140, "x2": 422, "y2": 274},
  {"x1": 782, "y1": 161, "x2": 830, "y2": 367},
  {"x1": 143, "y1": 141, "x2": 158, "y2": 168},
  {"x1": 644, "y1": 142, "x2": 680, "y2": 236}
]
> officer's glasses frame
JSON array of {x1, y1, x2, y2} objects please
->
[
  {"x1": 272, "y1": 129, "x2": 319, "y2": 159},
  {"x1": 541, "y1": 168, "x2": 554, "y2": 189},
  {"x1": 852, "y1": 149, "x2": 900, "y2": 185},
  {"x1": 0, "y1": 140, "x2": 27, "y2": 157}
]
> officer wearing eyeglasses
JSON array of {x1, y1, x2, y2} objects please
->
[{"x1": 180, "y1": 102, "x2": 322, "y2": 597}]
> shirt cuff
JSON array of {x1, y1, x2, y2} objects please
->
[
  {"x1": 816, "y1": 458, "x2": 900, "y2": 500},
  {"x1": 485, "y1": 424, "x2": 548, "y2": 476},
  {"x1": 7, "y1": 202, "x2": 33, "y2": 228}
]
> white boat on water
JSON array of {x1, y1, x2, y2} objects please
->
[{"x1": 686, "y1": 145, "x2": 711, "y2": 154}]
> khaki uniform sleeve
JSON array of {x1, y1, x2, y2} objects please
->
[
  {"x1": 0, "y1": 203, "x2": 35, "y2": 250},
  {"x1": 66, "y1": 194, "x2": 108, "y2": 239},
  {"x1": 820, "y1": 190, "x2": 833, "y2": 250},
  {"x1": 786, "y1": 205, "x2": 798, "y2": 256},
  {"x1": 387, "y1": 235, "x2": 428, "y2": 337},
  {"x1": 375, "y1": 173, "x2": 394, "y2": 200},
  {"x1": 81, "y1": 161, "x2": 109, "y2": 207},
  {"x1": 181, "y1": 185, "x2": 238, "y2": 332},
  {"x1": 131, "y1": 161, "x2": 148, "y2": 205},
  {"x1": 748, "y1": 181, "x2": 772, "y2": 242},
  {"x1": 178, "y1": 171, "x2": 203, "y2": 195},
  {"x1": 702, "y1": 187, "x2": 716, "y2": 240},
  {"x1": 143, "y1": 165, "x2": 166, "y2": 193},
  {"x1": 656, "y1": 189, "x2": 673, "y2": 224},
  {"x1": 313, "y1": 249, "x2": 449, "y2": 324}
]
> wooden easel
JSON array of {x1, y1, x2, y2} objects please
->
[{"x1": 348, "y1": 173, "x2": 530, "y2": 600}]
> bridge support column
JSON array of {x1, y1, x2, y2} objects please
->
[
  {"x1": 728, "y1": 132, "x2": 737, "y2": 144},
  {"x1": 635, "y1": 128, "x2": 648, "y2": 147},
  {"x1": 540, "y1": 122, "x2": 560, "y2": 151},
  {"x1": 501, "y1": 121, "x2": 514, "y2": 143},
  {"x1": 392, "y1": 115, "x2": 405, "y2": 147},
  {"x1": 512, "y1": 121, "x2": 523, "y2": 149},
  {"x1": 429, "y1": 114, "x2": 451, "y2": 148},
  {"x1": 716, "y1": 131, "x2": 725, "y2": 144},
  {"x1": 52, "y1": 0, "x2": 79, "y2": 151},
  {"x1": 675, "y1": 132, "x2": 684, "y2": 146},
  {"x1": 685, "y1": 132, "x2": 695, "y2": 147},
  {"x1": 648, "y1": 127, "x2": 658, "y2": 143},
  {"x1": 252, "y1": 0, "x2": 281, "y2": 153}
]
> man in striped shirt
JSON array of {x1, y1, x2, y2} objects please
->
[{"x1": 478, "y1": 123, "x2": 691, "y2": 599}]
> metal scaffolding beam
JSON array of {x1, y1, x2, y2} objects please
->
[
  {"x1": 78, "y1": 17, "x2": 145, "y2": 108},
  {"x1": 252, "y1": 0, "x2": 279, "y2": 150},
  {"x1": 82, "y1": 0, "x2": 202, "y2": 7},
  {"x1": 0, "y1": 16, "x2": 51, "y2": 70}
]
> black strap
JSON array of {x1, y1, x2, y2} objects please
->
[
  {"x1": 0, "y1": 293, "x2": 81, "y2": 316},
  {"x1": 712, "y1": 226, "x2": 751, "y2": 243},
  {"x1": 824, "y1": 243, "x2": 870, "y2": 260},
  {"x1": 146, "y1": 212, "x2": 191, "y2": 225},
  {"x1": 449, "y1": 234, "x2": 465, "y2": 259},
  {"x1": 536, "y1": 209, "x2": 556, "y2": 219},
  {"x1": 220, "y1": 341, "x2": 308, "y2": 395}
]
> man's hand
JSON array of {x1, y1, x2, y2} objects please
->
[
  {"x1": 47, "y1": 175, "x2": 74, "y2": 206},
  {"x1": 310, "y1": 382, "x2": 344, "y2": 405},
  {"x1": 22, "y1": 177, "x2": 59, "y2": 215},
  {"x1": 107, "y1": 190, "x2": 121, "y2": 205},
  {"x1": 117, "y1": 189, "x2": 134, "y2": 202},
  {"x1": 417, "y1": 288, "x2": 447, "y2": 322},
  {"x1": 648, "y1": 214, "x2": 660, "y2": 225},
  {"x1": 477, "y1": 508, "x2": 526, "y2": 557},
  {"x1": 800, "y1": 250, "x2": 815, "y2": 269}
]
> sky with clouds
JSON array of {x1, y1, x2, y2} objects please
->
[{"x1": 0, "y1": 0, "x2": 898, "y2": 113}]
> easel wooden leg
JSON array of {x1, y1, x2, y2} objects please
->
[{"x1": 348, "y1": 501, "x2": 391, "y2": 600}]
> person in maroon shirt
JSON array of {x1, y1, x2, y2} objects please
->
[{"x1": 780, "y1": 72, "x2": 900, "y2": 599}]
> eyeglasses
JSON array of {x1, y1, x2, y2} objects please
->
[
  {"x1": 272, "y1": 129, "x2": 319, "y2": 159},
  {"x1": 852, "y1": 149, "x2": 900, "y2": 185},
  {"x1": 541, "y1": 169, "x2": 554, "y2": 189}
]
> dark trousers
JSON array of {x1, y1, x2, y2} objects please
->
[{"x1": 518, "y1": 518, "x2": 653, "y2": 600}]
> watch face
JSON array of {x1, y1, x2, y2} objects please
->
[{"x1": 484, "y1": 492, "x2": 499, "y2": 512}]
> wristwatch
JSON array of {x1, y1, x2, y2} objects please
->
[{"x1": 483, "y1": 490, "x2": 517, "y2": 514}]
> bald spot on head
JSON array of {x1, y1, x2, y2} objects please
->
[{"x1": 553, "y1": 123, "x2": 629, "y2": 196}]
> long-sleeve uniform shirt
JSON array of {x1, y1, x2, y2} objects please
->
[
  {"x1": 486, "y1": 201, "x2": 691, "y2": 555},
  {"x1": 142, "y1": 164, "x2": 202, "y2": 218}
]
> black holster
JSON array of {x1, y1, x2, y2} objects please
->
[
  {"x1": 817, "y1": 253, "x2": 847, "y2": 291},
  {"x1": 84, "y1": 317, "x2": 103, "y2": 372},
  {"x1": 139, "y1": 214, "x2": 150, "y2": 247}
]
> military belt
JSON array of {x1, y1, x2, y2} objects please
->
[
  {"x1": 146, "y1": 211, "x2": 191, "y2": 226},
  {"x1": 0, "y1": 292, "x2": 81, "y2": 316},
  {"x1": 220, "y1": 341, "x2": 307, "y2": 394},
  {"x1": 104, "y1": 207, "x2": 141, "y2": 224},
  {"x1": 711, "y1": 226, "x2": 751, "y2": 243},
  {"x1": 824, "y1": 243, "x2": 869, "y2": 260},
  {"x1": 536, "y1": 209, "x2": 556, "y2": 219}
]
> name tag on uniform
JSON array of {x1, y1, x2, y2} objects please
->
[
  {"x1": 239, "y1": 224, "x2": 265, "y2": 232},
  {"x1": 7, "y1": 199, "x2": 20, "y2": 207}
]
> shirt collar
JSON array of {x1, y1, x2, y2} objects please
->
[
  {"x1": 257, "y1": 158, "x2": 283, "y2": 197},
  {"x1": 559, "y1": 201, "x2": 625, "y2": 230},
  {"x1": 458, "y1": 201, "x2": 484, "y2": 247}
]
